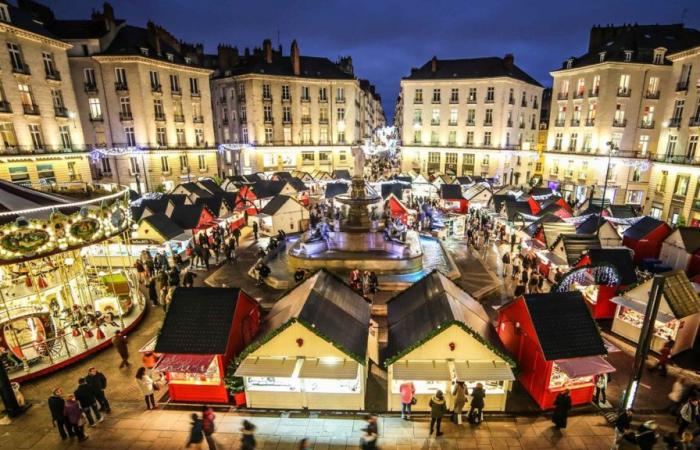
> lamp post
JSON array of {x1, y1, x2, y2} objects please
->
[{"x1": 597, "y1": 141, "x2": 617, "y2": 234}]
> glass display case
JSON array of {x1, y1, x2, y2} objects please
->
[
  {"x1": 303, "y1": 376, "x2": 360, "y2": 393},
  {"x1": 549, "y1": 362, "x2": 593, "y2": 390},
  {"x1": 392, "y1": 379, "x2": 445, "y2": 395},
  {"x1": 168, "y1": 358, "x2": 221, "y2": 386},
  {"x1": 246, "y1": 376, "x2": 301, "y2": 392},
  {"x1": 465, "y1": 380, "x2": 505, "y2": 395},
  {"x1": 616, "y1": 306, "x2": 677, "y2": 341}
]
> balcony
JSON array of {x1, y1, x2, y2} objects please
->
[
  {"x1": 300, "y1": 96, "x2": 310, "y2": 103},
  {"x1": 676, "y1": 81, "x2": 689, "y2": 92},
  {"x1": 191, "y1": 91, "x2": 200, "y2": 98},
  {"x1": 466, "y1": 120, "x2": 475, "y2": 126},
  {"x1": 467, "y1": 97, "x2": 477, "y2": 104},
  {"x1": 508, "y1": 96, "x2": 515, "y2": 105},
  {"x1": 484, "y1": 97, "x2": 494, "y2": 104},
  {"x1": 151, "y1": 84, "x2": 162, "y2": 93},
  {"x1": 171, "y1": 88, "x2": 182, "y2": 96},
  {"x1": 119, "y1": 111, "x2": 133, "y2": 121},
  {"x1": 448, "y1": 120, "x2": 457, "y2": 126},
  {"x1": 617, "y1": 87, "x2": 631, "y2": 97},
  {"x1": 281, "y1": 95, "x2": 291, "y2": 103},
  {"x1": 612, "y1": 118, "x2": 627, "y2": 127},
  {"x1": 319, "y1": 118, "x2": 329, "y2": 125},
  {"x1": 689, "y1": 117, "x2": 700, "y2": 127},
  {"x1": 115, "y1": 82, "x2": 128, "y2": 92},
  {"x1": 336, "y1": 97, "x2": 345, "y2": 103},
  {"x1": 0, "y1": 144, "x2": 91, "y2": 155},
  {"x1": 54, "y1": 106, "x2": 69, "y2": 117},
  {"x1": 89, "y1": 114, "x2": 103, "y2": 122},
  {"x1": 264, "y1": 118, "x2": 274, "y2": 125},
  {"x1": 239, "y1": 94, "x2": 246, "y2": 103},
  {"x1": 430, "y1": 120, "x2": 440, "y2": 126},
  {"x1": 506, "y1": 120, "x2": 513, "y2": 127},
  {"x1": 0, "y1": 101, "x2": 12, "y2": 113},
  {"x1": 557, "y1": 92, "x2": 568, "y2": 100},
  {"x1": 45, "y1": 70, "x2": 61, "y2": 81},
  {"x1": 668, "y1": 117, "x2": 682, "y2": 128},
  {"x1": 554, "y1": 119, "x2": 565, "y2": 127},
  {"x1": 413, "y1": 98, "x2": 423, "y2": 104},
  {"x1": 431, "y1": 98, "x2": 441, "y2": 104},
  {"x1": 449, "y1": 98, "x2": 459, "y2": 104},
  {"x1": 154, "y1": 113, "x2": 166, "y2": 122},
  {"x1": 22, "y1": 103, "x2": 39, "y2": 115},
  {"x1": 483, "y1": 121, "x2": 493, "y2": 127},
  {"x1": 588, "y1": 88, "x2": 599, "y2": 97},
  {"x1": 652, "y1": 153, "x2": 700, "y2": 166},
  {"x1": 84, "y1": 82, "x2": 98, "y2": 93},
  {"x1": 585, "y1": 118, "x2": 595, "y2": 126},
  {"x1": 173, "y1": 114, "x2": 185, "y2": 122},
  {"x1": 645, "y1": 90, "x2": 660, "y2": 99},
  {"x1": 570, "y1": 119, "x2": 580, "y2": 126},
  {"x1": 282, "y1": 118, "x2": 292, "y2": 125},
  {"x1": 301, "y1": 117, "x2": 311, "y2": 124},
  {"x1": 639, "y1": 120, "x2": 655, "y2": 129},
  {"x1": 12, "y1": 64, "x2": 30, "y2": 75},
  {"x1": 193, "y1": 115, "x2": 204, "y2": 123},
  {"x1": 573, "y1": 91, "x2": 585, "y2": 99},
  {"x1": 318, "y1": 97, "x2": 327, "y2": 103},
  {"x1": 521, "y1": 99, "x2": 528, "y2": 107}
]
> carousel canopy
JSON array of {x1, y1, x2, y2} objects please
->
[
  {"x1": 384, "y1": 271, "x2": 512, "y2": 365},
  {"x1": 155, "y1": 287, "x2": 243, "y2": 355},
  {"x1": 523, "y1": 291, "x2": 607, "y2": 361},
  {"x1": 623, "y1": 216, "x2": 666, "y2": 240},
  {"x1": 0, "y1": 179, "x2": 74, "y2": 223},
  {"x1": 586, "y1": 248, "x2": 637, "y2": 285}
]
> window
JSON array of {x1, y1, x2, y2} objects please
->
[
  {"x1": 0, "y1": 4, "x2": 10, "y2": 22},
  {"x1": 59, "y1": 125, "x2": 72, "y2": 149},
  {"x1": 240, "y1": 105, "x2": 247, "y2": 121},
  {"x1": 653, "y1": 49, "x2": 664, "y2": 64},
  {"x1": 463, "y1": 154, "x2": 475, "y2": 175},
  {"x1": 413, "y1": 109, "x2": 422, "y2": 125},
  {"x1": 413, "y1": 130, "x2": 421, "y2": 144},
  {"x1": 414, "y1": 89, "x2": 423, "y2": 103},
  {"x1": 582, "y1": 133, "x2": 592, "y2": 151},
  {"x1": 156, "y1": 127, "x2": 167, "y2": 146},
  {"x1": 626, "y1": 190, "x2": 644, "y2": 205},
  {"x1": 264, "y1": 127, "x2": 273, "y2": 143},
  {"x1": 84, "y1": 68, "x2": 96, "y2": 86},
  {"x1": 238, "y1": 84, "x2": 246, "y2": 99},
  {"x1": 0, "y1": 122, "x2": 17, "y2": 149},
  {"x1": 485, "y1": 87, "x2": 494, "y2": 102},
  {"x1": 337, "y1": 108, "x2": 345, "y2": 121},
  {"x1": 28, "y1": 124, "x2": 43, "y2": 149},
  {"x1": 576, "y1": 78, "x2": 585, "y2": 96},
  {"x1": 119, "y1": 96, "x2": 131, "y2": 115},
  {"x1": 336, "y1": 87, "x2": 345, "y2": 102},
  {"x1": 428, "y1": 152, "x2": 440, "y2": 165},
  {"x1": 431, "y1": 109, "x2": 440, "y2": 126},
  {"x1": 672, "y1": 100, "x2": 685, "y2": 123},
  {"x1": 430, "y1": 131, "x2": 439, "y2": 145},
  {"x1": 319, "y1": 127, "x2": 328, "y2": 144},
  {"x1": 51, "y1": 89, "x2": 64, "y2": 110},
  {"x1": 283, "y1": 106, "x2": 292, "y2": 123},
  {"x1": 658, "y1": 170, "x2": 668, "y2": 192},
  {"x1": 149, "y1": 71, "x2": 160, "y2": 89},
  {"x1": 449, "y1": 108, "x2": 458, "y2": 126},
  {"x1": 176, "y1": 128, "x2": 185, "y2": 146},
  {"x1": 17, "y1": 83, "x2": 34, "y2": 108},
  {"x1": 674, "y1": 175, "x2": 690, "y2": 196},
  {"x1": 195, "y1": 129, "x2": 204, "y2": 146},
  {"x1": 450, "y1": 88, "x2": 458, "y2": 103},
  {"x1": 37, "y1": 164, "x2": 55, "y2": 184},
  {"x1": 432, "y1": 89, "x2": 441, "y2": 103},
  {"x1": 198, "y1": 155, "x2": 206, "y2": 170},
  {"x1": 241, "y1": 126, "x2": 248, "y2": 143},
  {"x1": 467, "y1": 88, "x2": 477, "y2": 103},
  {"x1": 179, "y1": 155, "x2": 188, "y2": 170},
  {"x1": 100, "y1": 157, "x2": 111, "y2": 174},
  {"x1": 125, "y1": 127, "x2": 136, "y2": 146},
  {"x1": 466, "y1": 131, "x2": 474, "y2": 146},
  {"x1": 667, "y1": 135, "x2": 678, "y2": 155},
  {"x1": 688, "y1": 135, "x2": 699, "y2": 160},
  {"x1": 42, "y1": 52, "x2": 57, "y2": 78},
  {"x1": 283, "y1": 127, "x2": 292, "y2": 144},
  {"x1": 337, "y1": 131, "x2": 345, "y2": 143},
  {"x1": 483, "y1": 131, "x2": 492, "y2": 146},
  {"x1": 318, "y1": 87, "x2": 327, "y2": 101},
  {"x1": 618, "y1": 74, "x2": 630, "y2": 94},
  {"x1": 631, "y1": 168, "x2": 642, "y2": 182},
  {"x1": 154, "y1": 99, "x2": 164, "y2": 119},
  {"x1": 9, "y1": 166, "x2": 29, "y2": 184},
  {"x1": 624, "y1": 50, "x2": 633, "y2": 62},
  {"x1": 466, "y1": 109, "x2": 475, "y2": 125},
  {"x1": 281, "y1": 85, "x2": 290, "y2": 100},
  {"x1": 7, "y1": 43, "x2": 24, "y2": 72},
  {"x1": 263, "y1": 105, "x2": 273, "y2": 123},
  {"x1": 448, "y1": 131, "x2": 456, "y2": 145},
  {"x1": 160, "y1": 156, "x2": 170, "y2": 172},
  {"x1": 302, "y1": 128, "x2": 311, "y2": 144},
  {"x1": 647, "y1": 77, "x2": 660, "y2": 96},
  {"x1": 189, "y1": 77, "x2": 199, "y2": 95},
  {"x1": 508, "y1": 88, "x2": 514, "y2": 104},
  {"x1": 115, "y1": 67, "x2": 127, "y2": 85},
  {"x1": 319, "y1": 107, "x2": 328, "y2": 122},
  {"x1": 170, "y1": 74, "x2": 180, "y2": 93},
  {"x1": 484, "y1": 109, "x2": 493, "y2": 126},
  {"x1": 569, "y1": 133, "x2": 578, "y2": 150},
  {"x1": 554, "y1": 133, "x2": 563, "y2": 150},
  {"x1": 302, "y1": 152, "x2": 315, "y2": 165},
  {"x1": 641, "y1": 105, "x2": 655, "y2": 126},
  {"x1": 591, "y1": 75, "x2": 600, "y2": 95},
  {"x1": 638, "y1": 135, "x2": 650, "y2": 154},
  {"x1": 614, "y1": 103, "x2": 625, "y2": 125},
  {"x1": 301, "y1": 86, "x2": 310, "y2": 101}
]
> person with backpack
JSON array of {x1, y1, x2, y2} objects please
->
[
  {"x1": 468, "y1": 383, "x2": 486, "y2": 425},
  {"x1": 186, "y1": 413, "x2": 204, "y2": 449}
]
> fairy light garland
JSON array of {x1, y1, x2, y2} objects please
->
[{"x1": 89, "y1": 146, "x2": 144, "y2": 162}]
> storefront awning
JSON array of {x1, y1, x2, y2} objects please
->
[
  {"x1": 298, "y1": 359, "x2": 359, "y2": 380},
  {"x1": 235, "y1": 357, "x2": 297, "y2": 378},
  {"x1": 611, "y1": 296, "x2": 676, "y2": 323},
  {"x1": 453, "y1": 361, "x2": 515, "y2": 381},
  {"x1": 555, "y1": 356, "x2": 616, "y2": 379},
  {"x1": 155, "y1": 354, "x2": 215, "y2": 373},
  {"x1": 392, "y1": 361, "x2": 450, "y2": 381}
]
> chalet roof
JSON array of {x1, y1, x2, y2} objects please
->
[
  {"x1": 560, "y1": 234, "x2": 602, "y2": 266},
  {"x1": 332, "y1": 169, "x2": 352, "y2": 180},
  {"x1": 677, "y1": 227, "x2": 700, "y2": 254},
  {"x1": 167, "y1": 204, "x2": 209, "y2": 229},
  {"x1": 141, "y1": 213, "x2": 184, "y2": 241},
  {"x1": 250, "y1": 180, "x2": 287, "y2": 199},
  {"x1": 325, "y1": 182, "x2": 350, "y2": 198},
  {"x1": 623, "y1": 216, "x2": 667, "y2": 240},
  {"x1": 439, "y1": 184, "x2": 464, "y2": 200},
  {"x1": 260, "y1": 195, "x2": 298, "y2": 215}
]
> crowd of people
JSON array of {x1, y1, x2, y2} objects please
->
[{"x1": 349, "y1": 268, "x2": 379, "y2": 296}]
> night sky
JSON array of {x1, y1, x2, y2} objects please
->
[{"x1": 51, "y1": 0, "x2": 700, "y2": 123}]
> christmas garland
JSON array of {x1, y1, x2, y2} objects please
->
[{"x1": 382, "y1": 320, "x2": 518, "y2": 371}]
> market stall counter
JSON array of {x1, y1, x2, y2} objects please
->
[
  {"x1": 384, "y1": 271, "x2": 516, "y2": 412},
  {"x1": 234, "y1": 270, "x2": 372, "y2": 410}
]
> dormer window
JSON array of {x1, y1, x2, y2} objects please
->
[
  {"x1": 624, "y1": 50, "x2": 633, "y2": 62},
  {"x1": 599, "y1": 52, "x2": 606, "y2": 63},
  {"x1": 166, "y1": 53, "x2": 174, "y2": 62},
  {"x1": 566, "y1": 58, "x2": 574, "y2": 69},
  {"x1": 184, "y1": 57, "x2": 191, "y2": 64},
  {"x1": 653, "y1": 47, "x2": 667, "y2": 64},
  {"x1": 0, "y1": 4, "x2": 10, "y2": 22},
  {"x1": 140, "y1": 47, "x2": 149, "y2": 56}
]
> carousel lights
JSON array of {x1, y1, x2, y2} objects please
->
[{"x1": 0, "y1": 188, "x2": 129, "y2": 218}]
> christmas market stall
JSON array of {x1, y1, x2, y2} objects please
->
[
  {"x1": 234, "y1": 270, "x2": 371, "y2": 410},
  {"x1": 611, "y1": 272, "x2": 700, "y2": 354},
  {"x1": 384, "y1": 271, "x2": 516, "y2": 412},
  {"x1": 496, "y1": 291, "x2": 614, "y2": 409},
  {"x1": 463, "y1": 182, "x2": 492, "y2": 210},
  {"x1": 659, "y1": 227, "x2": 700, "y2": 278},
  {"x1": 575, "y1": 215, "x2": 622, "y2": 247},
  {"x1": 622, "y1": 216, "x2": 673, "y2": 263},
  {"x1": 439, "y1": 184, "x2": 468, "y2": 214},
  {"x1": 556, "y1": 248, "x2": 638, "y2": 319},
  {"x1": 0, "y1": 181, "x2": 145, "y2": 382},
  {"x1": 383, "y1": 194, "x2": 414, "y2": 225},
  {"x1": 255, "y1": 195, "x2": 310, "y2": 236},
  {"x1": 154, "y1": 287, "x2": 260, "y2": 403},
  {"x1": 546, "y1": 234, "x2": 601, "y2": 281}
]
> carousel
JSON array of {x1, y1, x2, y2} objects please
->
[{"x1": 0, "y1": 181, "x2": 144, "y2": 382}]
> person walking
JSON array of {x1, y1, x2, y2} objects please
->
[
  {"x1": 428, "y1": 390, "x2": 447, "y2": 437},
  {"x1": 594, "y1": 373, "x2": 608, "y2": 405},
  {"x1": 48, "y1": 387, "x2": 73, "y2": 440},
  {"x1": 63, "y1": 394, "x2": 88, "y2": 442},
  {"x1": 636, "y1": 421, "x2": 658, "y2": 450},
  {"x1": 502, "y1": 251, "x2": 511, "y2": 278},
  {"x1": 399, "y1": 381, "x2": 415, "y2": 420},
  {"x1": 252, "y1": 222, "x2": 259, "y2": 242},
  {"x1": 361, "y1": 414, "x2": 379, "y2": 450},
  {"x1": 452, "y1": 381, "x2": 467, "y2": 425},
  {"x1": 240, "y1": 420, "x2": 256, "y2": 450},
  {"x1": 135, "y1": 367, "x2": 157, "y2": 410},
  {"x1": 148, "y1": 277, "x2": 159, "y2": 307},
  {"x1": 297, "y1": 438, "x2": 311, "y2": 450},
  {"x1": 183, "y1": 269, "x2": 197, "y2": 288},
  {"x1": 678, "y1": 397, "x2": 699, "y2": 435},
  {"x1": 186, "y1": 413, "x2": 205, "y2": 449},
  {"x1": 613, "y1": 408, "x2": 633, "y2": 445},
  {"x1": 202, "y1": 405, "x2": 217, "y2": 450},
  {"x1": 552, "y1": 389, "x2": 572, "y2": 429},
  {"x1": 85, "y1": 367, "x2": 110, "y2": 413},
  {"x1": 112, "y1": 330, "x2": 130, "y2": 368},
  {"x1": 74, "y1": 377, "x2": 103, "y2": 427},
  {"x1": 652, "y1": 340, "x2": 674, "y2": 376},
  {"x1": 468, "y1": 382, "x2": 486, "y2": 424}
]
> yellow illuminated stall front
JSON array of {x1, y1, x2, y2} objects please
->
[{"x1": 0, "y1": 182, "x2": 144, "y2": 381}]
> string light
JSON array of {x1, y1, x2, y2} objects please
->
[
  {"x1": 217, "y1": 143, "x2": 255, "y2": 155},
  {"x1": 89, "y1": 146, "x2": 144, "y2": 162}
]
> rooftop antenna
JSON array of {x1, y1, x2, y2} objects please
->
[
  {"x1": 276, "y1": 29, "x2": 281, "y2": 47},
  {"x1": 681, "y1": 8, "x2": 688, "y2": 23}
]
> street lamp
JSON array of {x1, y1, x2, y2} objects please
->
[{"x1": 597, "y1": 141, "x2": 617, "y2": 234}]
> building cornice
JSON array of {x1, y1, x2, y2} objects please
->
[
  {"x1": 550, "y1": 62, "x2": 672, "y2": 77},
  {"x1": 92, "y1": 55, "x2": 213, "y2": 75},
  {"x1": 0, "y1": 153, "x2": 88, "y2": 162},
  {"x1": 213, "y1": 73, "x2": 358, "y2": 85},
  {"x1": 0, "y1": 23, "x2": 72, "y2": 50},
  {"x1": 400, "y1": 76, "x2": 542, "y2": 89},
  {"x1": 667, "y1": 46, "x2": 700, "y2": 61}
]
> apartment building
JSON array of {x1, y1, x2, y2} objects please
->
[
  {"x1": 546, "y1": 24, "x2": 700, "y2": 206},
  {"x1": 38, "y1": 3, "x2": 217, "y2": 193},
  {"x1": 0, "y1": 1, "x2": 90, "y2": 186},
  {"x1": 397, "y1": 54, "x2": 543, "y2": 185},
  {"x1": 211, "y1": 39, "x2": 385, "y2": 175},
  {"x1": 648, "y1": 44, "x2": 700, "y2": 224}
]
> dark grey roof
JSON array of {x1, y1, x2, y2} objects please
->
[
  {"x1": 608, "y1": 205, "x2": 639, "y2": 219},
  {"x1": 586, "y1": 248, "x2": 637, "y2": 285},
  {"x1": 260, "y1": 195, "x2": 295, "y2": 215},
  {"x1": 197, "y1": 179, "x2": 225, "y2": 195},
  {"x1": 523, "y1": 213, "x2": 563, "y2": 238},
  {"x1": 155, "y1": 288, "x2": 242, "y2": 354},
  {"x1": 456, "y1": 176, "x2": 473, "y2": 185},
  {"x1": 504, "y1": 200, "x2": 532, "y2": 222},
  {"x1": 530, "y1": 187, "x2": 555, "y2": 197},
  {"x1": 523, "y1": 291, "x2": 606, "y2": 361},
  {"x1": 576, "y1": 214, "x2": 605, "y2": 234},
  {"x1": 167, "y1": 204, "x2": 209, "y2": 229},
  {"x1": 141, "y1": 213, "x2": 184, "y2": 240},
  {"x1": 219, "y1": 52, "x2": 354, "y2": 80},
  {"x1": 272, "y1": 171, "x2": 293, "y2": 180},
  {"x1": 677, "y1": 227, "x2": 700, "y2": 254},
  {"x1": 287, "y1": 177, "x2": 308, "y2": 192},
  {"x1": 325, "y1": 182, "x2": 350, "y2": 198},
  {"x1": 177, "y1": 182, "x2": 213, "y2": 199},
  {"x1": 47, "y1": 18, "x2": 125, "y2": 39},
  {"x1": 623, "y1": 216, "x2": 668, "y2": 240},
  {"x1": 332, "y1": 169, "x2": 352, "y2": 180},
  {"x1": 250, "y1": 180, "x2": 286, "y2": 199},
  {"x1": 381, "y1": 182, "x2": 409, "y2": 200},
  {"x1": 385, "y1": 271, "x2": 512, "y2": 364},
  {"x1": 404, "y1": 56, "x2": 542, "y2": 87},
  {"x1": 463, "y1": 183, "x2": 490, "y2": 201},
  {"x1": 6, "y1": 2, "x2": 59, "y2": 40},
  {"x1": 101, "y1": 25, "x2": 205, "y2": 67},
  {"x1": 262, "y1": 270, "x2": 371, "y2": 361},
  {"x1": 561, "y1": 234, "x2": 601, "y2": 266},
  {"x1": 558, "y1": 24, "x2": 700, "y2": 71},
  {"x1": 440, "y1": 184, "x2": 464, "y2": 200},
  {"x1": 395, "y1": 176, "x2": 413, "y2": 184},
  {"x1": 543, "y1": 222, "x2": 577, "y2": 248}
]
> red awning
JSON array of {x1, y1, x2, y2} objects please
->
[
  {"x1": 555, "y1": 355, "x2": 616, "y2": 379},
  {"x1": 155, "y1": 354, "x2": 215, "y2": 373}
]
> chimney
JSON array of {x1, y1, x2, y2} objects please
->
[
  {"x1": 430, "y1": 56, "x2": 438, "y2": 73},
  {"x1": 503, "y1": 53, "x2": 514, "y2": 70},
  {"x1": 263, "y1": 39, "x2": 273, "y2": 64},
  {"x1": 291, "y1": 40, "x2": 300, "y2": 76}
]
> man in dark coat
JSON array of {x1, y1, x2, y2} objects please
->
[
  {"x1": 112, "y1": 330, "x2": 130, "y2": 368},
  {"x1": 74, "y1": 377, "x2": 102, "y2": 426},
  {"x1": 468, "y1": 383, "x2": 486, "y2": 424},
  {"x1": 86, "y1": 367, "x2": 110, "y2": 413},
  {"x1": 552, "y1": 389, "x2": 572, "y2": 429},
  {"x1": 48, "y1": 387, "x2": 73, "y2": 440}
]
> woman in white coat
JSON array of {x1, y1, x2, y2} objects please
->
[{"x1": 135, "y1": 366, "x2": 157, "y2": 410}]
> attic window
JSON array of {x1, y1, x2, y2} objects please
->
[
  {"x1": 0, "y1": 4, "x2": 10, "y2": 23},
  {"x1": 566, "y1": 58, "x2": 574, "y2": 69},
  {"x1": 184, "y1": 56, "x2": 191, "y2": 64},
  {"x1": 624, "y1": 50, "x2": 633, "y2": 62},
  {"x1": 140, "y1": 47, "x2": 149, "y2": 56},
  {"x1": 653, "y1": 48, "x2": 666, "y2": 64},
  {"x1": 599, "y1": 52, "x2": 606, "y2": 63},
  {"x1": 166, "y1": 53, "x2": 174, "y2": 62}
]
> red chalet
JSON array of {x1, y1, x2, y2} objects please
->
[
  {"x1": 166, "y1": 203, "x2": 216, "y2": 234},
  {"x1": 439, "y1": 184, "x2": 468, "y2": 214},
  {"x1": 496, "y1": 291, "x2": 613, "y2": 409},
  {"x1": 622, "y1": 216, "x2": 673, "y2": 263},
  {"x1": 154, "y1": 287, "x2": 260, "y2": 403}
]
